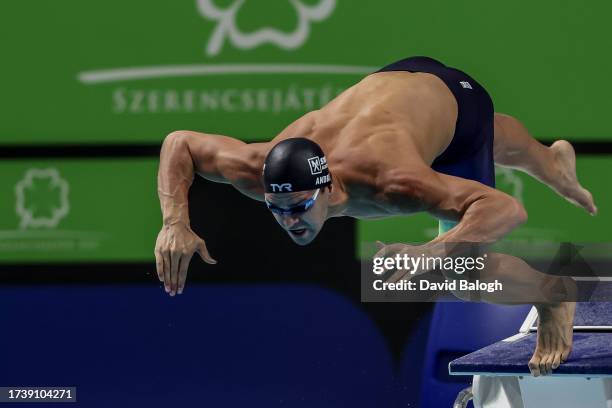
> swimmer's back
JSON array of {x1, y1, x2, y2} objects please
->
[{"x1": 271, "y1": 69, "x2": 460, "y2": 175}]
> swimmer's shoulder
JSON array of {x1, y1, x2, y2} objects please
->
[{"x1": 270, "y1": 110, "x2": 320, "y2": 144}]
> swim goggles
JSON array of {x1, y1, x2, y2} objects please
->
[{"x1": 265, "y1": 189, "x2": 320, "y2": 216}]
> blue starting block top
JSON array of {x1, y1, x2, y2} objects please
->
[
  {"x1": 449, "y1": 332, "x2": 612, "y2": 377},
  {"x1": 450, "y1": 295, "x2": 612, "y2": 377}
]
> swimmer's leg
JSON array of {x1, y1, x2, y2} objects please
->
[
  {"x1": 493, "y1": 113, "x2": 597, "y2": 214},
  {"x1": 442, "y1": 252, "x2": 576, "y2": 376}
]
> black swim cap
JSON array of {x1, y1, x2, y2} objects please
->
[{"x1": 263, "y1": 138, "x2": 332, "y2": 193}]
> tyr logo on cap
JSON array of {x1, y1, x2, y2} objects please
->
[
  {"x1": 270, "y1": 183, "x2": 293, "y2": 192},
  {"x1": 308, "y1": 156, "x2": 327, "y2": 175}
]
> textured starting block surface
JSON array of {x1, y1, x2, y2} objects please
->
[
  {"x1": 449, "y1": 287, "x2": 612, "y2": 407},
  {"x1": 450, "y1": 297, "x2": 612, "y2": 377},
  {"x1": 449, "y1": 332, "x2": 612, "y2": 377}
]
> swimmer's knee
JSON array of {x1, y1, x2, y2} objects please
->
[{"x1": 494, "y1": 112, "x2": 526, "y2": 135}]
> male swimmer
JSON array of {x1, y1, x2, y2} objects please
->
[{"x1": 155, "y1": 56, "x2": 597, "y2": 376}]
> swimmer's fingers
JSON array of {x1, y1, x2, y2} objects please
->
[
  {"x1": 386, "y1": 268, "x2": 410, "y2": 284},
  {"x1": 162, "y1": 249, "x2": 171, "y2": 294},
  {"x1": 154, "y1": 231, "x2": 168, "y2": 287},
  {"x1": 177, "y1": 253, "x2": 191, "y2": 295},
  {"x1": 169, "y1": 249, "x2": 181, "y2": 296},
  {"x1": 154, "y1": 249, "x2": 164, "y2": 282},
  {"x1": 197, "y1": 240, "x2": 217, "y2": 265},
  {"x1": 374, "y1": 242, "x2": 396, "y2": 259},
  {"x1": 374, "y1": 242, "x2": 413, "y2": 262}
]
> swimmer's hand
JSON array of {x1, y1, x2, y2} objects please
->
[
  {"x1": 154, "y1": 222, "x2": 217, "y2": 296},
  {"x1": 374, "y1": 241, "x2": 437, "y2": 283}
]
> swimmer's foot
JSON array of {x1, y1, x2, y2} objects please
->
[
  {"x1": 528, "y1": 301, "x2": 575, "y2": 376},
  {"x1": 549, "y1": 140, "x2": 597, "y2": 215}
]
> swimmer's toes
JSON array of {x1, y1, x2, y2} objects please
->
[
  {"x1": 551, "y1": 140, "x2": 597, "y2": 214},
  {"x1": 541, "y1": 354, "x2": 553, "y2": 375},
  {"x1": 561, "y1": 345, "x2": 573, "y2": 363},
  {"x1": 573, "y1": 186, "x2": 597, "y2": 215},
  {"x1": 551, "y1": 351, "x2": 562, "y2": 370},
  {"x1": 583, "y1": 189, "x2": 598, "y2": 215},
  {"x1": 529, "y1": 352, "x2": 544, "y2": 377}
]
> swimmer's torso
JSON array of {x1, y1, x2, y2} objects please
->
[{"x1": 265, "y1": 71, "x2": 459, "y2": 218}]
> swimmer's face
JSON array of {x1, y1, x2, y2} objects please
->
[{"x1": 264, "y1": 187, "x2": 330, "y2": 246}]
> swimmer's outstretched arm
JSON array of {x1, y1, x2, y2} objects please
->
[{"x1": 155, "y1": 130, "x2": 267, "y2": 296}]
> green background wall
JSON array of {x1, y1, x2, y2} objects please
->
[
  {"x1": 2, "y1": 0, "x2": 611, "y2": 144},
  {"x1": 0, "y1": 159, "x2": 159, "y2": 262}
]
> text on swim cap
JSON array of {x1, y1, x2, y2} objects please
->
[
  {"x1": 308, "y1": 156, "x2": 328, "y2": 175},
  {"x1": 269, "y1": 183, "x2": 293, "y2": 192},
  {"x1": 315, "y1": 174, "x2": 331, "y2": 185}
]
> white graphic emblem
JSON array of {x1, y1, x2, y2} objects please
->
[
  {"x1": 15, "y1": 168, "x2": 70, "y2": 229},
  {"x1": 460, "y1": 81, "x2": 472, "y2": 89},
  {"x1": 308, "y1": 156, "x2": 327, "y2": 175},
  {"x1": 197, "y1": 0, "x2": 337, "y2": 56}
]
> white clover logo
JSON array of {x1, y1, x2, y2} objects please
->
[
  {"x1": 197, "y1": 0, "x2": 337, "y2": 56},
  {"x1": 15, "y1": 168, "x2": 70, "y2": 229}
]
